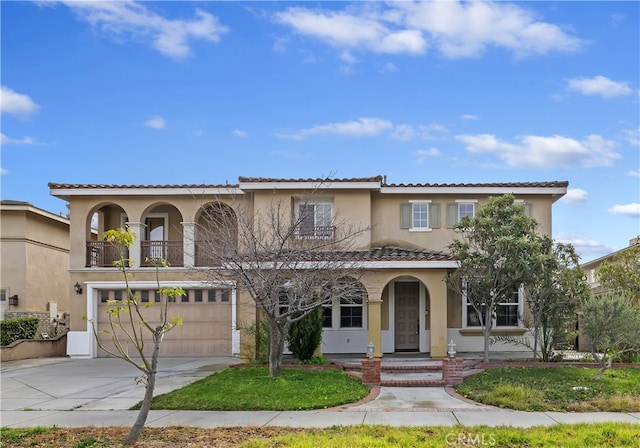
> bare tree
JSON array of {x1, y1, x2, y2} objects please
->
[
  {"x1": 87, "y1": 228, "x2": 184, "y2": 445},
  {"x1": 195, "y1": 181, "x2": 370, "y2": 377}
]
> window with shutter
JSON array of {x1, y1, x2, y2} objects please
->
[{"x1": 401, "y1": 201, "x2": 437, "y2": 231}]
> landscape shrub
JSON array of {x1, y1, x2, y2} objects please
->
[
  {"x1": 287, "y1": 307, "x2": 323, "y2": 362},
  {"x1": 0, "y1": 317, "x2": 39, "y2": 346}
]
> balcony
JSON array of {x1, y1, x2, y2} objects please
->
[
  {"x1": 86, "y1": 241, "x2": 128, "y2": 267},
  {"x1": 141, "y1": 240, "x2": 184, "y2": 267},
  {"x1": 295, "y1": 226, "x2": 335, "y2": 240}
]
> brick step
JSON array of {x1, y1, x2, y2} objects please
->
[
  {"x1": 339, "y1": 363, "x2": 443, "y2": 372},
  {"x1": 380, "y1": 379, "x2": 446, "y2": 387}
]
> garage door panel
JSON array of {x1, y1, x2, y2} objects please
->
[{"x1": 97, "y1": 296, "x2": 232, "y2": 357}]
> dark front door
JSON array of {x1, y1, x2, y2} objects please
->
[{"x1": 395, "y1": 282, "x2": 420, "y2": 351}]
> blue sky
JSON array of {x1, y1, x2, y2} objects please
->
[{"x1": 1, "y1": 1, "x2": 638, "y2": 262}]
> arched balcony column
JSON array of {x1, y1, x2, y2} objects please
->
[
  {"x1": 182, "y1": 222, "x2": 196, "y2": 267},
  {"x1": 127, "y1": 222, "x2": 145, "y2": 268}
]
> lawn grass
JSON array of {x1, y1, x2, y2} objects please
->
[
  {"x1": 2, "y1": 424, "x2": 639, "y2": 447},
  {"x1": 455, "y1": 366, "x2": 640, "y2": 412},
  {"x1": 243, "y1": 424, "x2": 640, "y2": 447},
  {"x1": 141, "y1": 366, "x2": 370, "y2": 411}
]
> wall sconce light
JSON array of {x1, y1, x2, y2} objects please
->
[
  {"x1": 9, "y1": 295, "x2": 18, "y2": 306},
  {"x1": 447, "y1": 339, "x2": 457, "y2": 358},
  {"x1": 74, "y1": 282, "x2": 83, "y2": 295},
  {"x1": 367, "y1": 341, "x2": 375, "y2": 359}
]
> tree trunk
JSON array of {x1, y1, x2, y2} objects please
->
[
  {"x1": 268, "y1": 320, "x2": 286, "y2": 378},
  {"x1": 124, "y1": 341, "x2": 160, "y2": 445},
  {"x1": 483, "y1": 308, "x2": 492, "y2": 362},
  {"x1": 591, "y1": 347, "x2": 608, "y2": 381}
]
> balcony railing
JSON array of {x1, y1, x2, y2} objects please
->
[
  {"x1": 294, "y1": 226, "x2": 335, "y2": 240},
  {"x1": 141, "y1": 240, "x2": 184, "y2": 267},
  {"x1": 86, "y1": 241, "x2": 127, "y2": 267}
]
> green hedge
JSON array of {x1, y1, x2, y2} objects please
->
[{"x1": 0, "y1": 317, "x2": 39, "y2": 346}]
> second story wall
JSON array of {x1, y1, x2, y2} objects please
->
[{"x1": 370, "y1": 192, "x2": 555, "y2": 253}]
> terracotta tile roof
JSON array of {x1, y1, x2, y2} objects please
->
[
  {"x1": 360, "y1": 246, "x2": 455, "y2": 261},
  {"x1": 383, "y1": 181, "x2": 569, "y2": 188},
  {"x1": 288, "y1": 246, "x2": 455, "y2": 262},
  {"x1": 48, "y1": 183, "x2": 238, "y2": 189},
  {"x1": 238, "y1": 176, "x2": 384, "y2": 183}
]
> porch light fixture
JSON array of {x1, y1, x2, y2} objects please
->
[
  {"x1": 447, "y1": 339, "x2": 457, "y2": 358},
  {"x1": 74, "y1": 282, "x2": 83, "y2": 295},
  {"x1": 366, "y1": 341, "x2": 375, "y2": 359}
]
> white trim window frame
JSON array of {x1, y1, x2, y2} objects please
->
[
  {"x1": 455, "y1": 199, "x2": 477, "y2": 221},
  {"x1": 409, "y1": 200, "x2": 432, "y2": 232},
  {"x1": 296, "y1": 200, "x2": 334, "y2": 239},
  {"x1": 462, "y1": 281, "x2": 523, "y2": 328}
]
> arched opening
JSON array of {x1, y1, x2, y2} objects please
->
[
  {"x1": 382, "y1": 276, "x2": 431, "y2": 354},
  {"x1": 194, "y1": 202, "x2": 238, "y2": 266},
  {"x1": 140, "y1": 203, "x2": 184, "y2": 267},
  {"x1": 85, "y1": 203, "x2": 127, "y2": 267}
]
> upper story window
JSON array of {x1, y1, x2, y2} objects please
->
[
  {"x1": 296, "y1": 200, "x2": 334, "y2": 239},
  {"x1": 400, "y1": 201, "x2": 440, "y2": 231},
  {"x1": 446, "y1": 200, "x2": 478, "y2": 228},
  {"x1": 0, "y1": 288, "x2": 7, "y2": 302},
  {"x1": 457, "y1": 201, "x2": 475, "y2": 221}
]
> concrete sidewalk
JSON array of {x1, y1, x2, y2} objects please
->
[{"x1": 1, "y1": 357, "x2": 638, "y2": 429}]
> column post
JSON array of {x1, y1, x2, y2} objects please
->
[
  {"x1": 367, "y1": 299, "x2": 382, "y2": 358},
  {"x1": 182, "y1": 222, "x2": 196, "y2": 267},
  {"x1": 127, "y1": 222, "x2": 144, "y2": 268}
]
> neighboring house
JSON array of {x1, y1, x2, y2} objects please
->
[
  {"x1": 49, "y1": 177, "x2": 567, "y2": 359},
  {"x1": 0, "y1": 200, "x2": 70, "y2": 332},
  {"x1": 581, "y1": 237, "x2": 639, "y2": 297},
  {"x1": 576, "y1": 237, "x2": 639, "y2": 351}
]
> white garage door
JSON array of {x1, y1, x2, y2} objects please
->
[{"x1": 97, "y1": 288, "x2": 232, "y2": 357}]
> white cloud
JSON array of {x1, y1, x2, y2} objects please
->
[
  {"x1": 276, "y1": 118, "x2": 447, "y2": 141},
  {"x1": 398, "y1": 1, "x2": 583, "y2": 58},
  {"x1": 460, "y1": 114, "x2": 479, "y2": 120},
  {"x1": 415, "y1": 148, "x2": 442, "y2": 164},
  {"x1": 274, "y1": 7, "x2": 426, "y2": 55},
  {"x1": 1, "y1": 86, "x2": 40, "y2": 117},
  {"x1": 608, "y1": 203, "x2": 640, "y2": 217},
  {"x1": 628, "y1": 170, "x2": 640, "y2": 178},
  {"x1": 621, "y1": 128, "x2": 639, "y2": 147},
  {"x1": 275, "y1": 1, "x2": 582, "y2": 60},
  {"x1": 277, "y1": 117, "x2": 393, "y2": 140},
  {"x1": 380, "y1": 62, "x2": 398, "y2": 73},
  {"x1": 456, "y1": 133, "x2": 621, "y2": 168},
  {"x1": 555, "y1": 234, "x2": 613, "y2": 261},
  {"x1": 61, "y1": 1, "x2": 228, "y2": 59},
  {"x1": 561, "y1": 188, "x2": 588, "y2": 204},
  {"x1": 340, "y1": 50, "x2": 357, "y2": 64},
  {"x1": 145, "y1": 116, "x2": 166, "y2": 130},
  {"x1": 567, "y1": 75, "x2": 634, "y2": 98},
  {"x1": 0, "y1": 133, "x2": 37, "y2": 145},
  {"x1": 0, "y1": 167, "x2": 8, "y2": 175},
  {"x1": 232, "y1": 129, "x2": 248, "y2": 138}
]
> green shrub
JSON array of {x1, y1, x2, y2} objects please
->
[
  {"x1": 287, "y1": 307, "x2": 323, "y2": 362},
  {"x1": 0, "y1": 317, "x2": 39, "y2": 346}
]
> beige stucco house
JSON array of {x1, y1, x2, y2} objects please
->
[
  {"x1": 581, "y1": 237, "x2": 639, "y2": 297},
  {"x1": 0, "y1": 200, "x2": 70, "y2": 327},
  {"x1": 49, "y1": 176, "x2": 567, "y2": 359}
]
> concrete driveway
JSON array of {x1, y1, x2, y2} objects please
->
[{"x1": 0, "y1": 356, "x2": 236, "y2": 411}]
